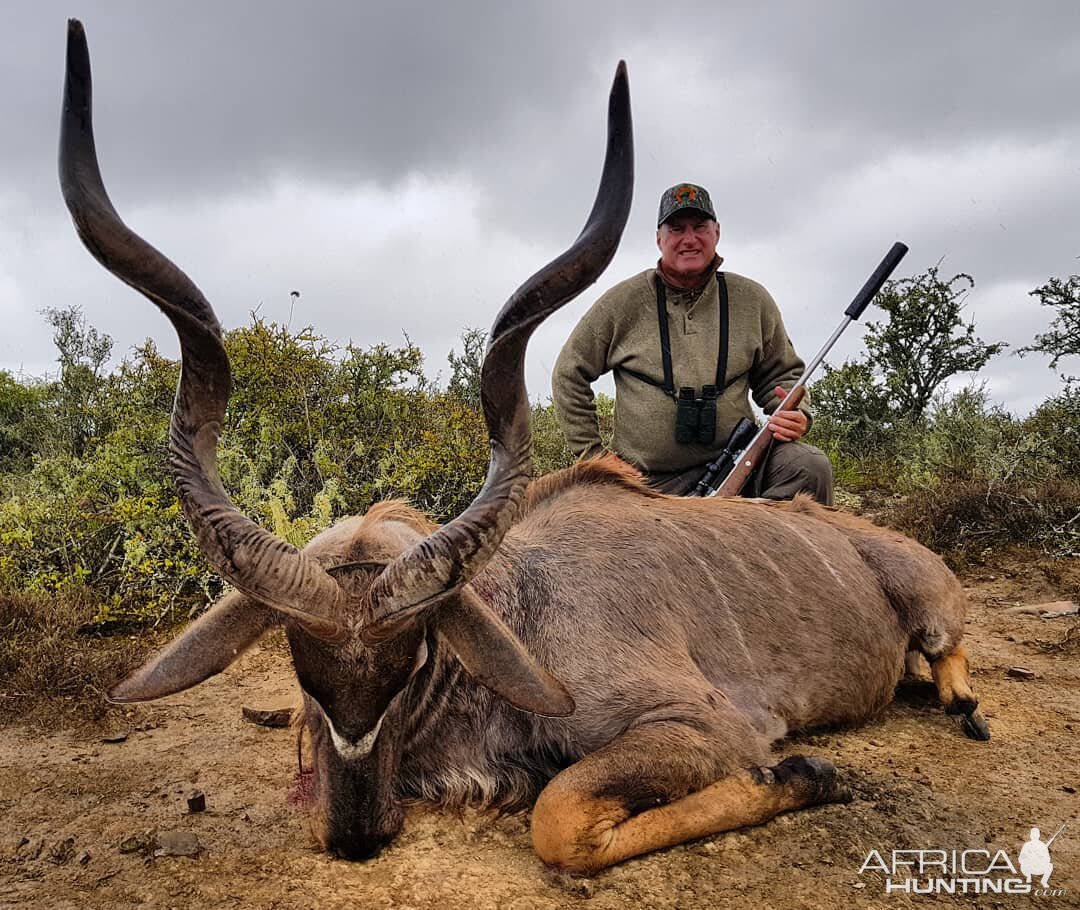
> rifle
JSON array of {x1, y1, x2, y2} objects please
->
[
  {"x1": 1046, "y1": 822, "x2": 1067, "y2": 847},
  {"x1": 692, "y1": 241, "x2": 909, "y2": 498},
  {"x1": 690, "y1": 417, "x2": 756, "y2": 496}
]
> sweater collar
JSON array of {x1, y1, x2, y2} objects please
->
[{"x1": 655, "y1": 254, "x2": 724, "y2": 292}]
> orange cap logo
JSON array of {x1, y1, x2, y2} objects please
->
[{"x1": 674, "y1": 184, "x2": 698, "y2": 204}]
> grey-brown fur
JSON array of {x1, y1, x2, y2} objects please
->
[{"x1": 291, "y1": 457, "x2": 972, "y2": 827}]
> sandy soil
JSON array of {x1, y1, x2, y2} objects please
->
[{"x1": 1, "y1": 567, "x2": 1077, "y2": 910}]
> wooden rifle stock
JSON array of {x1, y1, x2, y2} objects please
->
[{"x1": 713, "y1": 386, "x2": 806, "y2": 496}]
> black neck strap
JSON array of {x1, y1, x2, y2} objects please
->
[
  {"x1": 650, "y1": 272, "x2": 729, "y2": 401},
  {"x1": 655, "y1": 278, "x2": 676, "y2": 396}
]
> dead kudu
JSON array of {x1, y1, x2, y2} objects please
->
[{"x1": 61, "y1": 20, "x2": 989, "y2": 875}]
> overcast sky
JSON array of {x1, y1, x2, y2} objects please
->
[{"x1": 2, "y1": 2, "x2": 1077, "y2": 418}]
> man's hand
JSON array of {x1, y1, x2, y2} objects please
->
[{"x1": 767, "y1": 385, "x2": 808, "y2": 442}]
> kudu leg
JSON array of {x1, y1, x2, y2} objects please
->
[
  {"x1": 929, "y1": 645, "x2": 990, "y2": 741},
  {"x1": 903, "y1": 649, "x2": 925, "y2": 681},
  {"x1": 530, "y1": 720, "x2": 850, "y2": 875}
]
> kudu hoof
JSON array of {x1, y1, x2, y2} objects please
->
[
  {"x1": 958, "y1": 709, "x2": 991, "y2": 741},
  {"x1": 944, "y1": 695, "x2": 979, "y2": 716},
  {"x1": 772, "y1": 755, "x2": 853, "y2": 806}
]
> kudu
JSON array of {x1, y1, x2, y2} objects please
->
[{"x1": 61, "y1": 20, "x2": 989, "y2": 875}]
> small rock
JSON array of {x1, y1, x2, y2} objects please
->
[
  {"x1": 853, "y1": 882, "x2": 866, "y2": 889},
  {"x1": 241, "y1": 706, "x2": 293, "y2": 728},
  {"x1": 1007, "y1": 667, "x2": 1037, "y2": 680},
  {"x1": 101, "y1": 732, "x2": 128, "y2": 744},
  {"x1": 154, "y1": 830, "x2": 201, "y2": 858},
  {"x1": 48, "y1": 837, "x2": 76, "y2": 865},
  {"x1": 21, "y1": 836, "x2": 44, "y2": 860},
  {"x1": 77, "y1": 850, "x2": 91, "y2": 866},
  {"x1": 545, "y1": 870, "x2": 595, "y2": 898},
  {"x1": 1063, "y1": 785, "x2": 1076, "y2": 794},
  {"x1": 186, "y1": 790, "x2": 206, "y2": 813},
  {"x1": 868, "y1": 739, "x2": 884, "y2": 748},
  {"x1": 118, "y1": 832, "x2": 153, "y2": 855}
]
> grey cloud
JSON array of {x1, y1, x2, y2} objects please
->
[
  {"x1": 2, "y1": 1, "x2": 1078, "y2": 419},
  {"x1": 4, "y1": 1, "x2": 623, "y2": 206}
]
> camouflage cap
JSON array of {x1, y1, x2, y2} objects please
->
[{"x1": 657, "y1": 183, "x2": 716, "y2": 227}]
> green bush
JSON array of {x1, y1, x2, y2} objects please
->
[
  {"x1": 0, "y1": 314, "x2": 495, "y2": 627},
  {"x1": 0, "y1": 372, "x2": 50, "y2": 476},
  {"x1": 376, "y1": 391, "x2": 488, "y2": 519},
  {"x1": 531, "y1": 400, "x2": 574, "y2": 476},
  {"x1": 1023, "y1": 381, "x2": 1080, "y2": 473},
  {"x1": 887, "y1": 388, "x2": 1032, "y2": 492},
  {"x1": 530, "y1": 392, "x2": 615, "y2": 476},
  {"x1": 3, "y1": 304, "x2": 1076, "y2": 636}
]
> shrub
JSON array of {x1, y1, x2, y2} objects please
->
[
  {"x1": 864, "y1": 267, "x2": 1006, "y2": 420},
  {"x1": 5, "y1": 302, "x2": 1074, "y2": 642},
  {"x1": 376, "y1": 391, "x2": 488, "y2": 521},
  {"x1": 0, "y1": 317, "x2": 505, "y2": 627},
  {"x1": 1023, "y1": 381, "x2": 1080, "y2": 474},
  {"x1": 0, "y1": 587, "x2": 165, "y2": 726},
  {"x1": 530, "y1": 393, "x2": 615, "y2": 476},
  {"x1": 888, "y1": 479, "x2": 1080, "y2": 562}
]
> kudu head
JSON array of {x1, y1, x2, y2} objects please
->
[{"x1": 59, "y1": 20, "x2": 633, "y2": 859}]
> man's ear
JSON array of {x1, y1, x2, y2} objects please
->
[
  {"x1": 109, "y1": 591, "x2": 278, "y2": 703},
  {"x1": 433, "y1": 585, "x2": 574, "y2": 717}
]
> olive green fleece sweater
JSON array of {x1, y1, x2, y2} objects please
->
[{"x1": 552, "y1": 267, "x2": 811, "y2": 473}]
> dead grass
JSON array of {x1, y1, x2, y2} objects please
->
[
  {"x1": 884, "y1": 479, "x2": 1080, "y2": 570},
  {"x1": 1034, "y1": 623, "x2": 1080, "y2": 654},
  {"x1": 0, "y1": 587, "x2": 168, "y2": 730}
]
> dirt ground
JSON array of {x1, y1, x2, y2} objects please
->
[{"x1": 1, "y1": 563, "x2": 1077, "y2": 910}]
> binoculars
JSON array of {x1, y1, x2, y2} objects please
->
[{"x1": 674, "y1": 385, "x2": 718, "y2": 445}]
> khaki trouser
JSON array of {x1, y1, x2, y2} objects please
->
[{"x1": 641, "y1": 441, "x2": 834, "y2": 505}]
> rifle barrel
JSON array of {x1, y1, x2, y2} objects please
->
[{"x1": 705, "y1": 241, "x2": 908, "y2": 498}]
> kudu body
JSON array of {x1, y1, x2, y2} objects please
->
[{"x1": 60, "y1": 20, "x2": 988, "y2": 875}]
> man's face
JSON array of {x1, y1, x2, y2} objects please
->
[{"x1": 657, "y1": 212, "x2": 720, "y2": 279}]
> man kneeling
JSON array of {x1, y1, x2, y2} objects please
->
[{"x1": 553, "y1": 181, "x2": 832, "y2": 501}]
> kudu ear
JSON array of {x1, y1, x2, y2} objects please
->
[
  {"x1": 108, "y1": 592, "x2": 277, "y2": 703},
  {"x1": 434, "y1": 586, "x2": 575, "y2": 717}
]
